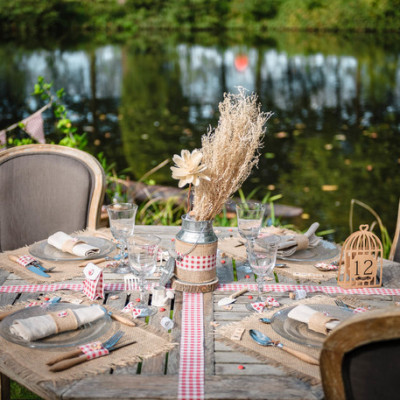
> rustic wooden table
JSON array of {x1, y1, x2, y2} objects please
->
[{"x1": 0, "y1": 225, "x2": 399, "y2": 400}]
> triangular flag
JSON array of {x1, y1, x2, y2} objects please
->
[
  {"x1": 0, "y1": 130, "x2": 6, "y2": 146},
  {"x1": 23, "y1": 111, "x2": 45, "y2": 144}
]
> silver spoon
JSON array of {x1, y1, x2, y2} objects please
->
[{"x1": 249, "y1": 329, "x2": 319, "y2": 365}]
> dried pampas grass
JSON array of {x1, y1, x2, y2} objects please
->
[{"x1": 191, "y1": 88, "x2": 272, "y2": 221}]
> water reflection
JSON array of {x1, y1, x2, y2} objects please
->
[{"x1": 0, "y1": 33, "x2": 399, "y2": 242}]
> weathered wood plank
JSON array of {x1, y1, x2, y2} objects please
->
[
  {"x1": 216, "y1": 259, "x2": 234, "y2": 284},
  {"x1": 0, "y1": 270, "x2": 9, "y2": 286},
  {"x1": 60, "y1": 375, "x2": 320, "y2": 400},
  {"x1": 215, "y1": 351, "x2": 263, "y2": 364},
  {"x1": 216, "y1": 363, "x2": 286, "y2": 376},
  {"x1": 166, "y1": 292, "x2": 182, "y2": 375},
  {"x1": 140, "y1": 300, "x2": 170, "y2": 375}
]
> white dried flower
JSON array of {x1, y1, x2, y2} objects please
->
[{"x1": 171, "y1": 149, "x2": 210, "y2": 188}]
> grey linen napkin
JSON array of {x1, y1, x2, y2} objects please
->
[{"x1": 276, "y1": 222, "x2": 322, "y2": 257}]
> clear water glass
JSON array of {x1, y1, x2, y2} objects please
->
[
  {"x1": 106, "y1": 202, "x2": 138, "y2": 274},
  {"x1": 245, "y1": 235, "x2": 279, "y2": 311},
  {"x1": 127, "y1": 234, "x2": 161, "y2": 317},
  {"x1": 236, "y1": 202, "x2": 265, "y2": 273}
]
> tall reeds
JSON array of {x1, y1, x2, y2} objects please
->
[{"x1": 191, "y1": 88, "x2": 272, "y2": 221}]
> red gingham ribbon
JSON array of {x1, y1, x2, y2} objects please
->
[
  {"x1": 178, "y1": 292, "x2": 204, "y2": 400},
  {"x1": 79, "y1": 341, "x2": 109, "y2": 360},
  {"x1": 176, "y1": 253, "x2": 217, "y2": 271}
]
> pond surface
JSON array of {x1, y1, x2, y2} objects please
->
[{"x1": 1, "y1": 32, "x2": 400, "y2": 243}]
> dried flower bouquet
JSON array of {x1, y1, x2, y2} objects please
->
[{"x1": 171, "y1": 87, "x2": 272, "y2": 222}]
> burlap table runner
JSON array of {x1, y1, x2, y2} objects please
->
[
  {"x1": 216, "y1": 295, "x2": 340, "y2": 384},
  {"x1": 0, "y1": 295, "x2": 176, "y2": 384},
  {"x1": 0, "y1": 229, "x2": 117, "y2": 283},
  {"x1": 218, "y1": 232, "x2": 338, "y2": 283}
]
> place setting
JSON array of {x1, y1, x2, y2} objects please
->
[
  {"x1": 218, "y1": 217, "x2": 341, "y2": 282},
  {"x1": 0, "y1": 292, "x2": 176, "y2": 382},
  {"x1": 216, "y1": 294, "x2": 359, "y2": 383}
]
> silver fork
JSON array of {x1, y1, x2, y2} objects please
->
[
  {"x1": 124, "y1": 273, "x2": 139, "y2": 291},
  {"x1": 102, "y1": 330, "x2": 125, "y2": 348}
]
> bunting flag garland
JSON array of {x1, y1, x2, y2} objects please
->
[{"x1": 0, "y1": 101, "x2": 52, "y2": 147}]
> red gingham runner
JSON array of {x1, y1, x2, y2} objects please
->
[
  {"x1": 176, "y1": 253, "x2": 217, "y2": 271},
  {"x1": 79, "y1": 341, "x2": 109, "y2": 360},
  {"x1": 2, "y1": 282, "x2": 400, "y2": 296},
  {"x1": 178, "y1": 292, "x2": 204, "y2": 400},
  {"x1": 2, "y1": 282, "x2": 400, "y2": 295},
  {"x1": 0, "y1": 282, "x2": 155, "y2": 293}
]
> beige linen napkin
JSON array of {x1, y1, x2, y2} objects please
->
[
  {"x1": 10, "y1": 305, "x2": 106, "y2": 341},
  {"x1": 48, "y1": 231, "x2": 100, "y2": 257},
  {"x1": 288, "y1": 304, "x2": 340, "y2": 335}
]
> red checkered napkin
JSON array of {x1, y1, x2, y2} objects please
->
[
  {"x1": 122, "y1": 302, "x2": 144, "y2": 319},
  {"x1": 265, "y1": 296, "x2": 280, "y2": 307},
  {"x1": 16, "y1": 255, "x2": 36, "y2": 267},
  {"x1": 314, "y1": 262, "x2": 338, "y2": 271},
  {"x1": 353, "y1": 307, "x2": 368, "y2": 313},
  {"x1": 79, "y1": 341, "x2": 109, "y2": 360},
  {"x1": 250, "y1": 297, "x2": 280, "y2": 313},
  {"x1": 250, "y1": 301, "x2": 265, "y2": 313}
]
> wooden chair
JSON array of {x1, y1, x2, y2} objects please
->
[
  {"x1": 389, "y1": 198, "x2": 400, "y2": 262},
  {"x1": 320, "y1": 307, "x2": 400, "y2": 400},
  {"x1": 0, "y1": 144, "x2": 106, "y2": 252}
]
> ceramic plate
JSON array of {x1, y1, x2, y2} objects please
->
[
  {"x1": 0, "y1": 303, "x2": 112, "y2": 349},
  {"x1": 29, "y1": 236, "x2": 115, "y2": 261},
  {"x1": 277, "y1": 240, "x2": 339, "y2": 262},
  {"x1": 270, "y1": 304, "x2": 353, "y2": 348}
]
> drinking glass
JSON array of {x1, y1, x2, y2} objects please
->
[
  {"x1": 127, "y1": 234, "x2": 161, "y2": 317},
  {"x1": 245, "y1": 235, "x2": 279, "y2": 312},
  {"x1": 106, "y1": 203, "x2": 138, "y2": 274},
  {"x1": 236, "y1": 202, "x2": 265, "y2": 273}
]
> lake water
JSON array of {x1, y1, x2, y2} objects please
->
[{"x1": 1, "y1": 32, "x2": 399, "y2": 243}]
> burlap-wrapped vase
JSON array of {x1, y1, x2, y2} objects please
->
[{"x1": 174, "y1": 215, "x2": 218, "y2": 287}]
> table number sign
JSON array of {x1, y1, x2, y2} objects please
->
[
  {"x1": 83, "y1": 263, "x2": 105, "y2": 300},
  {"x1": 337, "y1": 224, "x2": 383, "y2": 289}
]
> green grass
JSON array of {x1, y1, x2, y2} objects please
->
[{"x1": 11, "y1": 380, "x2": 41, "y2": 399}]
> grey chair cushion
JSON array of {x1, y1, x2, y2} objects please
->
[
  {"x1": 342, "y1": 339, "x2": 400, "y2": 400},
  {"x1": 0, "y1": 153, "x2": 94, "y2": 251}
]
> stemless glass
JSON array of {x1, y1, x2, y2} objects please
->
[
  {"x1": 236, "y1": 202, "x2": 266, "y2": 273},
  {"x1": 245, "y1": 235, "x2": 279, "y2": 312},
  {"x1": 106, "y1": 202, "x2": 138, "y2": 274},
  {"x1": 127, "y1": 234, "x2": 161, "y2": 317}
]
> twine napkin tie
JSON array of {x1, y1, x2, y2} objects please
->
[
  {"x1": 288, "y1": 304, "x2": 339, "y2": 335},
  {"x1": 10, "y1": 305, "x2": 106, "y2": 341}
]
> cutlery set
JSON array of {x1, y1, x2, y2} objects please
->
[
  {"x1": 46, "y1": 331, "x2": 136, "y2": 372},
  {"x1": 8, "y1": 255, "x2": 55, "y2": 278}
]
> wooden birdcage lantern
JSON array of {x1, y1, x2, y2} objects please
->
[{"x1": 337, "y1": 224, "x2": 383, "y2": 288}]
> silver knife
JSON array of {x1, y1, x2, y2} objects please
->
[
  {"x1": 30, "y1": 260, "x2": 56, "y2": 273},
  {"x1": 25, "y1": 264, "x2": 50, "y2": 278}
]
